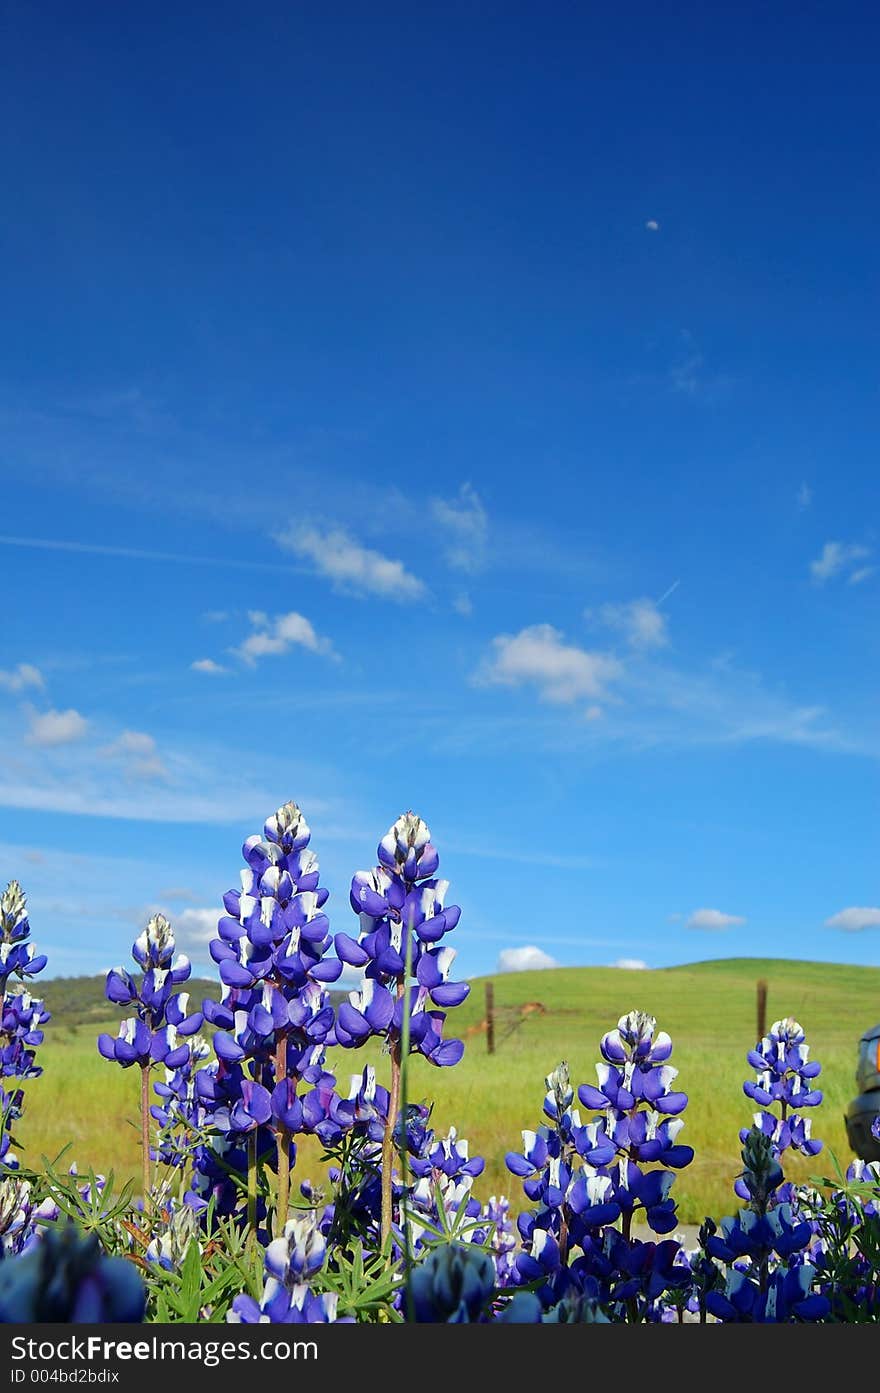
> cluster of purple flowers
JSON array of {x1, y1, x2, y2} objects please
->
[
  {"x1": 0, "y1": 881, "x2": 49, "y2": 1172},
  {"x1": 738, "y1": 1017, "x2": 823, "y2": 1195},
  {"x1": 99, "y1": 914, "x2": 202, "y2": 1071},
  {"x1": 335, "y1": 811, "x2": 467, "y2": 1067},
  {"x1": 701, "y1": 1127, "x2": 829, "y2": 1322},
  {"x1": 505, "y1": 1011, "x2": 693, "y2": 1320},
  {"x1": 229, "y1": 1212, "x2": 345, "y2": 1324},
  {"x1": 0, "y1": 1223, "x2": 145, "y2": 1323},
  {"x1": 198, "y1": 802, "x2": 342, "y2": 1224}
]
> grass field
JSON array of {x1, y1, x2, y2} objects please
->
[{"x1": 17, "y1": 959, "x2": 879, "y2": 1225}]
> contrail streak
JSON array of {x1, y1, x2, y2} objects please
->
[
  {"x1": 655, "y1": 579, "x2": 680, "y2": 607},
  {"x1": 0, "y1": 535, "x2": 305, "y2": 575}
]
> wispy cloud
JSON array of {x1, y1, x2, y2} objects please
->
[
  {"x1": 431, "y1": 483, "x2": 489, "y2": 573},
  {"x1": 686, "y1": 907, "x2": 745, "y2": 931},
  {"x1": 191, "y1": 658, "x2": 229, "y2": 676},
  {"x1": 469, "y1": 631, "x2": 866, "y2": 760},
  {"x1": 825, "y1": 906, "x2": 880, "y2": 933},
  {"x1": 810, "y1": 540, "x2": 872, "y2": 585},
  {"x1": 594, "y1": 598, "x2": 669, "y2": 650},
  {"x1": 101, "y1": 729, "x2": 168, "y2": 782},
  {"x1": 232, "y1": 611, "x2": 337, "y2": 666},
  {"x1": 645, "y1": 219, "x2": 659, "y2": 232},
  {"x1": 0, "y1": 664, "x2": 44, "y2": 694},
  {"x1": 24, "y1": 705, "x2": 89, "y2": 747},
  {"x1": 796, "y1": 482, "x2": 813, "y2": 510},
  {"x1": 497, "y1": 945, "x2": 559, "y2": 973},
  {"x1": 0, "y1": 534, "x2": 306, "y2": 576},
  {"x1": 477, "y1": 625, "x2": 623, "y2": 706},
  {"x1": 277, "y1": 524, "x2": 426, "y2": 602},
  {"x1": 610, "y1": 957, "x2": 649, "y2": 969},
  {"x1": 849, "y1": 565, "x2": 876, "y2": 586}
]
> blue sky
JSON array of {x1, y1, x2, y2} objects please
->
[{"x1": 1, "y1": 3, "x2": 878, "y2": 980}]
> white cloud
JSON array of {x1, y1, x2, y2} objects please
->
[
  {"x1": 431, "y1": 483, "x2": 489, "y2": 572},
  {"x1": 825, "y1": 906, "x2": 880, "y2": 933},
  {"x1": 191, "y1": 658, "x2": 228, "y2": 675},
  {"x1": 105, "y1": 730, "x2": 156, "y2": 758},
  {"x1": 610, "y1": 958, "x2": 649, "y2": 970},
  {"x1": 24, "y1": 706, "x2": 88, "y2": 747},
  {"x1": 810, "y1": 540, "x2": 871, "y2": 584},
  {"x1": 453, "y1": 592, "x2": 473, "y2": 617},
  {"x1": 687, "y1": 907, "x2": 746, "y2": 931},
  {"x1": 796, "y1": 482, "x2": 812, "y2": 510},
  {"x1": 849, "y1": 566, "x2": 875, "y2": 586},
  {"x1": 645, "y1": 219, "x2": 660, "y2": 232},
  {"x1": 170, "y1": 907, "x2": 219, "y2": 956},
  {"x1": 233, "y1": 611, "x2": 337, "y2": 666},
  {"x1": 479, "y1": 625, "x2": 622, "y2": 705},
  {"x1": 0, "y1": 664, "x2": 44, "y2": 694},
  {"x1": 278, "y1": 525, "x2": 426, "y2": 602},
  {"x1": 101, "y1": 729, "x2": 168, "y2": 782},
  {"x1": 596, "y1": 598, "x2": 669, "y2": 650},
  {"x1": 497, "y1": 945, "x2": 560, "y2": 973}
]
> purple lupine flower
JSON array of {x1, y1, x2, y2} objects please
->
[
  {"x1": 0, "y1": 1176, "x2": 38, "y2": 1258},
  {"x1": 505, "y1": 1061, "x2": 620, "y2": 1306},
  {"x1": 334, "y1": 812, "x2": 467, "y2": 1068},
  {"x1": 706, "y1": 1262, "x2": 828, "y2": 1323},
  {"x1": 0, "y1": 1223, "x2": 146, "y2": 1322},
  {"x1": 228, "y1": 1211, "x2": 348, "y2": 1324},
  {"x1": 0, "y1": 882, "x2": 48, "y2": 988},
  {"x1": 736, "y1": 1016, "x2": 823, "y2": 1201},
  {"x1": 264, "y1": 1214, "x2": 326, "y2": 1284},
  {"x1": 409, "y1": 1243, "x2": 496, "y2": 1323},
  {"x1": 474, "y1": 1196, "x2": 519, "y2": 1289},
  {"x1": 199, "y1": 801, "x2": 342, "y2": 1229},
  {"x1": 576, "y1": 1012, "x2": 693, "y2": 1243},
  {"x1": 98, "y1": 914, "x2": 202, "y2": 1068},
  {"x1": 150, "y1": 1035, "x2": 214, "y2": 1169},
  {"x1": 145, "y1": 1203, "x2": 200, "y2": 1272},
  {"x1": 508, "y1": 1014, "x2": 693, "y2": 1320},
  {"x1": 703, "y1": 1126, "x2": 830, "y2": 1323},
  {"x1": 0, "y1": 883, "x2": 49, "y2": 1170},
  {"x1": 98, "y1": 912, "x2": 203, "y2": 1202},
  {"x1": 335, "y1": 812, "x2": 468, "y2": 1245}
]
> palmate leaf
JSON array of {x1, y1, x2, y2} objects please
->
[
  {"x1": 316, "y1": 1239, "x2": 403, "y2": 1320},
  {"x1": 145, "y1": 1237, "x2": 250, "y2": 1324}
]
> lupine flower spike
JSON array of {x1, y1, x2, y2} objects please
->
[
  {"x1": 98, "y1": 913, "x2": 202, "y2": 1205},
  {"x1": 336, "y1": 811, "x2": 467, "y2": 1244},
  {"x1": 0, "y1": 881, "x2": 49, "y2": 1171}
]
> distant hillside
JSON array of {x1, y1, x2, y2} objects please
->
[
  {"x1": 30, "y1": 957, "x2": 880, "y2": 1031},
  {"x1": 36, "y1": 975, "x2": 224, "y2": 1028},
  {"x1": 35, "y1": 973, "x2": 349, "y2": 1028},
  {"x1": 21, "y1": 956, "x2": 880, "y2": 1223}
]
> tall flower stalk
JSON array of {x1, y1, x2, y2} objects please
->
[
  {"x1": 203, "y1": 800, "x2": 341, "y2": 1234},
  {"x1": 0, "y1": 881, "x2": 49, "y2": 1172},
  {"x1": 737, "y1": 1016, "x2": 822, "y2": 1200},
  {"x1": 98, "y1": 913, "x2": 202, "y2": 1205},
  {"x1": 335, "y1": 812, "x2": 467, "y2": 1245}
]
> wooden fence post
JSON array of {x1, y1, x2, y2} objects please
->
[
  {"x1": 757, "y1": 978, "x2": 767, "y2": 1042},
  {"x1": 486, "y1": 981, "x2": 495, "y2": 1055}
]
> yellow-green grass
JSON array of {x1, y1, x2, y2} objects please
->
[{"x1": 18, "y1": 960, "x2": 878, "y2": 1224}]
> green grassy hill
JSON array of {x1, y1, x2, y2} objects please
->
[
  {"x1": 37, "y1": 975, "x2": 223, "y2": 1028},
  {"x1": 17, "y1": 959, "x2": 880, "y2": 1224}
]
